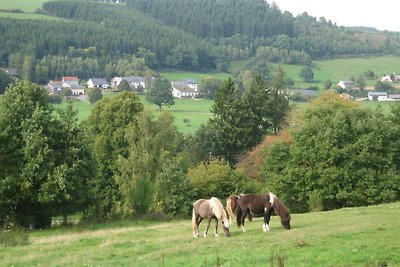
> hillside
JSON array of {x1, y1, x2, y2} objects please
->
[
  {"x1": 1, "y1": 202, "x2": 399, "y2": 266},
  {"x1": 1, "y1": 0, "x2": 399, "y2": 83}
]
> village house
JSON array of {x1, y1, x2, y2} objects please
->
[
  {"x1": 111, "y1": 76, "x2": 145, "y2": 90},
  {"x1": 368, "y1": 91, "x2": 387, "y2": 101},
  {"x1": 87, "y1": 78, "x2": 110, "y2": 89},
  {"x1": 171, "y1": 79, "x2": 199, "y2": 98},
  {"x1": 62, "y1": 76, "x2": 85, "y2": 95},
  {"x1": 337, "y1": 80, "x2": 354, "y2": 90},
  {"x1": 381, "y1": 74, "x2": 400, "y2": 82},
  {"x1": 47, "y1": 80, "x2": 63, "y2": 94}
]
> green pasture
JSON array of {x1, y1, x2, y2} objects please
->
[
  {"x1": 57, "y1": 94, "x2": 213, "y2": 134},
  {"x1": 57, "y1": 91, "x2": 397, "y2": 134},
  {"x1": 276, "y1": 55, "x2": 400, "y2": 89},
  {"x1": 1, "y1": 202, "x2": 399, "y2": 266},
  {"x1": 0, "y1": 0, "x2": 48, "y2": 12},
  {"x1": 0, "y1": 12, "x2": 60, "y2": 20},
  {"x1": 160, "y1": 70, "x2": 231, "y2": 83}
]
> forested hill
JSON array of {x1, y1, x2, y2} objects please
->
[
  {"x1": 126, "y1": 0, "x2": 394, "y2": 58},
  {"x1": 1, "y1": 0, "x2": 398, "y2": 82}
]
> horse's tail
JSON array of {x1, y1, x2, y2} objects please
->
[
  {"x1": 269, "y1": 193, "x2": 291, "y2": 224},
  {"x1": 236, "y1": 202, "x2": 243, "y2": 227}
]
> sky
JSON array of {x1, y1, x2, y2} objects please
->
[{"x1": 271, "y1": 0, "x2": 400, "y2": 32}]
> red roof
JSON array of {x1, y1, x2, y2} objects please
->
[{"x1": 62, "y1": 76, "x2": 79, "y2": 81}]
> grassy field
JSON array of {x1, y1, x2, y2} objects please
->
[
  {"x1": 57, "y1": 94, "x2": 214, "y2": 134},
  {"x1": 161, "y1": 70, "x2": 231, "y2": 83},
  {"x1": 58, "y1": 91, "x2": 398, "y2": 134},
  {"x1": 1, "y1": 202, "x2": 399, "y2": 266},
  {"x1": 0, "y1": 12, "x2": 61, "y2": 20},
  {"x1": 0, "y1": 0, "x2": 48, "y2": 12},
  {"x1": 275, "y1": 55, "x2": 400, "y2": 89}
]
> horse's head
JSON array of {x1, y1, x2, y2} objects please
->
[
  {"x1": 281, "y1": 216, "x2": 291, "y2": 230},
  {"x1": 222, "y1": 220, "x2": 230, "y2": 237}
]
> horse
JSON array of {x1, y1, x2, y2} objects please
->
[
  {"x1": 192, "y1": 197, "x2": 230, "y2": 238},
  {"x1": 226, "y1": 194, "x2": 252, "y2": 225},
  {"x1": 236, "y1": 193, "x2": 291, "y2": 232}
]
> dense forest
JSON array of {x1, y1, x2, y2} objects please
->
[{"x1": 0, "y1": 0, "x2": 399, "y2": 83}]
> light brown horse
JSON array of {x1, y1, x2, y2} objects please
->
[
  {"x1": 226, "y1": 195, "x2": 252, "y2": 225},
  {"x1": 236, "y1": 193, "x2": 291, "y2": 232},
  {"x1": 192, "y1": 197, "x2": 230, "y2": 238}
]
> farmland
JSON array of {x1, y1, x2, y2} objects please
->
[{"x1": 1, "y1": 202, "x2": 399, "y2": 266}]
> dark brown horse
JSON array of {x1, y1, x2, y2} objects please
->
[
  {"x1": 226, "y1": 194, "x2": 252, "y2": 225},
  {"x1": 236, "y1": 193, "x2": 291, "y2": 232},
  {"x1": 192, "y1": 197, "x2": 230, "y2": 238}
]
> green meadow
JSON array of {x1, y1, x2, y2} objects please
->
[
  {"x1": 0, "y1": 0, "x2": 48, "y2": 12},
  {"x1": 161, "y1": 70, "x2": 231, "y2": 83},
  {"x1": 279, "y1": 55, "x2": 400, "y2": 89},
  {"x1": 1, "y1": 202, "x2": 399, "y2": 266},
  {"x1": 0, "y1": 0, "x2": 60, "y2": 20},
  {"x1": 57, "y1": 94, "x2": 213, "y2": 134}
]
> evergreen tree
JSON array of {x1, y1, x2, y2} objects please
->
[{"x1": 210, "y1": 78, "x2": 252, "y2": 164}]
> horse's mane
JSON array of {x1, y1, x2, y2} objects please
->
[
  {"x1": 209, "y1": 197, "x2": 229, "y2": 227},
  {"x1": 269, "y1": 193, "x2": 290, "y2": 221}
]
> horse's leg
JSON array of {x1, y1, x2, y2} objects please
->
[
  {"x1": 214, "y1": 218, "x2": 219, "y2": 237},
  {"x1": 204, "y1": 218, "x2": 211, "y2": 238},
  {"x1": 263, "y1": 207, "x2": 274, "y2": 232},
  {"x1": 241, "y1": 209, "x2": 249, "y2": 232},
  {"x1": 194, "y1": 215, "x2": 201, "y2": 238}
]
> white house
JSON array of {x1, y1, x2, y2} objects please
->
[
  {"x1": 381, "y1": 75, "x2": 392, "y2": 82},
  {"x1": 87, "y1": 78, "x2": 109, "y2": 89},
  {"x1": 61, "y1": 76, "x2": 85, "y2": 95},
  {"x1": 368, "y1": 91, "x2": 387, "y2": 101},
  {"x1": 182, "y1": 78, "x2": 198, "y2": 92},
  {"x1": 111, "y1": 76, "x2": 145, "y2": 90},
  {"x1": 172, "y1": 81, "x2": 199, "y2": 98},
  {"x1": 337, "y1": 80, "x2": 354, "y2": 89},
  {"x1": 62, "y1": 76, "x2": 79, "y2": 87}
]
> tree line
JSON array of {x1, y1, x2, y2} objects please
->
[
  {"x1": 0, "y1": 69, "x2": 288, "y2": 228},
  {"x1": 1, "y1": 74, "x2": 399, "y2": 229}
]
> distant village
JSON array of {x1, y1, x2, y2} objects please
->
[{"x1": 2, "y1": 67, "x2": 400, "y2": 101}]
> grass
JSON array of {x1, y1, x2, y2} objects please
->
[
  {"x1": 56, "y1": 93, "x2": 214, "y2": 134},
  {"x1": 160, "y1": 70, "x2": 232, "y2": 83},
  {"x1": 1, "y1": 202, "x2": 399, "y2": 266},
  {"x1": 57, "y1": 91, "x2": 397, "y2": 134},
  {"x1": 0, "y1": 0, "x2": 49, "y2": 12},
  {"x1": 0, "y1": 12, "x2": 61, "y2": 20},
  {"x1": 275, "y1": 55, "x2": 400, "y2": 89}
]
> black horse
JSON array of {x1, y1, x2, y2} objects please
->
[{"x1": 236, "y1": 193, "x2": 291, "y2": 232}]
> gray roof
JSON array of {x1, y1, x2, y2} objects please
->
[
  {"x1": 182, "y1": 78, "x2": 197, "y2": 84},
  {"x1": 89, "y1": 78, "x2": 108, "y2": 85},
  {"x1": 172, "y1": 82, "x2": 196, "y2": 93},
  {"x1": 368, "y1": 91, "x2": 387, "y2": 96},
  {"x1": 1, "y1": 68, "x2": 18, "y2": 76}
]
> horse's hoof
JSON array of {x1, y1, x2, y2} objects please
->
[{"x1": 214, "y1": 234, "x2": 219, "y2": 237}]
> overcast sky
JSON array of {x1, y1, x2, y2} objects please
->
[{"x1": 271, "y1": 0, "x2": 400, "y2": 32}]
